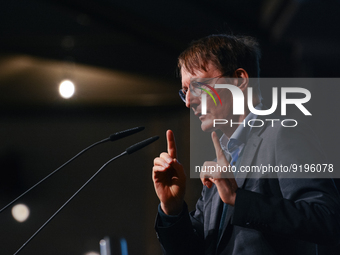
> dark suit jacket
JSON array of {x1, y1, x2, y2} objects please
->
[{"x1": 155, "y1": 120, "x2": 340, "y2": 255}]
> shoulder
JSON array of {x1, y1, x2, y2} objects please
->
[{"x1": 254, "y1": 116, "x2": 321, "y2": 149}]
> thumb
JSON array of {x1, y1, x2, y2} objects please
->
[
  {"x1": 166, "y1": 130, "x2": 177, "y2": 159},
  {"x1": 211, "y1": 131, "x2": 225, "y2": 162}
]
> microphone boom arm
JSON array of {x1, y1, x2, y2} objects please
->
[
  {"x1": 13, "y1": 135, "x2": 158, "y2": 255},
  {"x1": 0, "y1": 127, "x2": 144, "y2": 214}
]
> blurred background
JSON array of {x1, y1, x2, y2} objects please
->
[{"x1": 0, "y1": 0, "x2": 339, "y2": 254}]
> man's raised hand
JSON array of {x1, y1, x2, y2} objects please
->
[
  {"x1": 152, "y1": 130, "x2": 186, "y2": 215},
  {"x1": 200, "y1": 131, "x2": 238, "y2": 206}
]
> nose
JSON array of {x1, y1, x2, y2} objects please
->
[
  {"x1": 185, "y1": 89, "x2": 200, "y2": 109},
  {"x1": 185, "y1": 89, "x2": 191, "y2": 108}
]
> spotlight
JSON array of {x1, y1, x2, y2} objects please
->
[
  {"x1": 84, "y1": 252, "x2": 99, "y2": 255},
  {"x1": 59, "y1": 80, "x2": 75, "y2": 99},
  {"x1": 11, "y1": 204, "x2": 30, "y2": 223}
]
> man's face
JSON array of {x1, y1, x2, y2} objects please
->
[{"x1": 181, "y1": 63, "x2": 235, "y2": 133}]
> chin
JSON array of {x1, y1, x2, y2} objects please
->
[{"x1": 200, "y1": 120, "x2": 216, "y2": 133}]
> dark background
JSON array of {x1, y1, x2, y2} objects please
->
[{"x1": 0, "y1": 0, "x2": 339, "y2": 254}]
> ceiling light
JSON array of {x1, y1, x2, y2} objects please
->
[
  {"x1": 11, "y1": 204, "x2": 30, "y2": 222},
  {"x1": 59, "y1": 80, "x2": 75, "y2": 99}
]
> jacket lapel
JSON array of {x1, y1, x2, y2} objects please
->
[
  {"x1": 216, "y1": 126, "x2": 264, "y2": 248},
  {"x1": 235, "y1": 132, "x2": 263, "y2": 188},
  {"x1": 206, "y1": 185, "x2": 223, "y2": 239}
]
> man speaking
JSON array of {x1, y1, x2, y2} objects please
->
[{"x1": 152, "y1": 34, "x2": 340, "y2": 254}]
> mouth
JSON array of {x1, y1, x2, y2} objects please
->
[
  {"x1": 194, "y1": 111, "x2": 204, "y2": 119},
  {"x1": 199, "y1": 115, "x2": 205, "y2": 121}
]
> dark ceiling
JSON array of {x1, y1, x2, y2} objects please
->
[
  {"x1": 1, "y1": 0, "x2": 340, "y2": 109},
  {"x1": 1, "y1": 0, "x2": 338, "y2": 75}
]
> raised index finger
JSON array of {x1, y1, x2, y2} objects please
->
[
  {"x1": 166, "y1": 130, "x2": 177, "y2": 159},
  {"x1": 211, "y1": 131, "x2": 225, "y2": 161}
]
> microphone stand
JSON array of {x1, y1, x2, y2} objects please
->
[
  {"x1": 0, "y1": 137, "x2": 109, "y2": 214},
  {"x1": 0, "y1": 127, "x2": 144, "y2": 214},
  {"x1": 13, "y1": 151, "x2": 127, "y2": 255},
  {"x1": 13, "y1": 136, "x2": 158, "y2": 255}
]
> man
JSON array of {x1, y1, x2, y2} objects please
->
[{"x1": 152, "y1": 34, "x2": 340, "y2": 254}]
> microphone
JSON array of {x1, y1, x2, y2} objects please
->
[
  {"x1": 126, "y1": 136, "x2": 159, "y2": 154},
  {"x1": 13, "y1": 135, "x2": 159, "y2": 255},
  {"x1": 0, "y1": 127, "x2": 145, "y2": 214},
  {"x1": 110, "y1": 126, "x2": 145, "y2": 141}
]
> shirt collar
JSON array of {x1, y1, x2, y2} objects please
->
[{"x1": 220, "y1": 103, "x2": 263, "y2": 154}]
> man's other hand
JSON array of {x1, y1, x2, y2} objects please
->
[{"x1": 200, "y1": 131, "x2": 238, "y2": 206}]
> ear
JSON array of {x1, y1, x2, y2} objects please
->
[{"x1": 233, "y1": 68, "x2": 249, "y2": 92}]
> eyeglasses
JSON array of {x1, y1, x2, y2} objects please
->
[{"x1": 179, "y1": 75, "x2": 224, "y2": 103}]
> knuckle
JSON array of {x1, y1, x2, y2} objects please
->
[
  {"x1": 153, "y1": 157, "x2": 160, "y2": 164},
  {"x1": 160, "y1": 152, "x2": 170, "y2": 158},
  {"x1": 203, "y1": 161, "x2": 214, "y2": 166}
]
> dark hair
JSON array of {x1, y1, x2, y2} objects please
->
[{"x1": 178, "y1": 34, "x2": 261, "y2": 78}]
